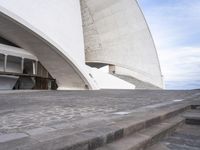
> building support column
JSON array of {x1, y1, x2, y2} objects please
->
[
  {"x1": 4, "y1": 55, "x2": 7, "y2": 72},
  {"x1": 21, "y1": 58, "x2": 24, "y2": 73},
  {"x1": 36, "y1": 61, "x2": 38, "y2": 75},
  {"x1": 33, "y1": 61, "x2": 37, "y2": 75}
]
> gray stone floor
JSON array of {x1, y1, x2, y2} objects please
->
[{"x1": 0, "y1": 89, "x2": 199, "y2": 135}]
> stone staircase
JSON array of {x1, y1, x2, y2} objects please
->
[
  {"x1": 1, "y1": 97, "x2": 199, "y2": 150},
  {"x1": 184, "y1": 105, "x2": 200, "y2": 125},
  {"x1": 20, "y1": 103, "x2": 191, "y2": 150},
  {"x1": 147, "y1": 105, "x2": 200, "y2": 150},
  {"x1": 96, "y1": 116, "x2": 184, "y2": 150}
]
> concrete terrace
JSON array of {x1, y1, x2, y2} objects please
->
[{"x1": 0, "y1": 90, "x2": 200, "y2": 150}]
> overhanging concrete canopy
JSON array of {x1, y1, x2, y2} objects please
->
[{"x1": 0, "y1": 6, "x2": 97, "y2": 90}]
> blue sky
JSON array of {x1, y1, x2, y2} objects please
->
[{"x1": 138, "y1": 0, "x2": 200, "y2": 89}]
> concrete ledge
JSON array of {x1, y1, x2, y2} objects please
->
[
  {"x1": 97, "y1": 117, "x2": 184, "y2": 150},
  {"x1": 183, "y1": 109, "x2": 200, "y2": 125},
  {"x1": 0, "y1": 133, "x2": 32, "y2": 150}
]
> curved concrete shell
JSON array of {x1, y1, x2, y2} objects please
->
[
  {"x1": 81, "y1": 0, "x2": 164, "y2": 88},
  {"x1": 0, "y1": 0, "x2": 98, "y2": 90}
]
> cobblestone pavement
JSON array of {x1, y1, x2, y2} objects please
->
[{"x1": 0, "y1": 90, "x2": 199, "y2": 134}]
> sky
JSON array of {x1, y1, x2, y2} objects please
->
[{"x1": 138, "y1": 0, "x2": 200, "y2": 89}]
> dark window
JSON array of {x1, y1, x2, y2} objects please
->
[
  {"x1": 6, "y1": 56, "x2": 22, "y2": 73},
  {"x1": 0, "y1": 54, "x2": 4, "y2": 71},
  {"x1": 24, "y1": 59, "x2": 36, "y2": 75}
]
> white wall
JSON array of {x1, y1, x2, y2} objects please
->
[
  {"x1": 0, "y1": 0, "x2": 85, "y2": 65},
  {"x1": 81, "y1": 0, "x2": 164, "y2": 88},
  {"x1": 90, "y1": 67, "x2": 135, "y2": 89},
  {"x1": 0, "y1": 0, "x2": 98, "y2": 90}
]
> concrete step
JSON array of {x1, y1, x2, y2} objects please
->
[
  {"x1": 96, "y1": 117, "x2": 184, "y2": 150},
  {"x1": 0, "y1": 103, "x2": 190, "y2": 150},
  {"x1": 148, "y1": 143, "x2": 200, "y2": 150},
  {"x1": 147, "y1": 143, "x2": 170, "y2": 150},
  {"x1": 147, "y1": 124, "x2": 200, "y2": 150},
  {"x1": 183, "y1": 109, "x2": 200, "y2": 125}
]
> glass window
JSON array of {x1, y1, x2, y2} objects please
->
[
  {"x1": 23, "y1": 59, "x2": 34, "y2": 75},
  {"x1": 0, "y1": 54, "x2": 4, "y2": 72},
  {"x1": 7, "y1": 56, "x2": 22, "y2": 73},
  {"x1": 24, "y1": 59, "x2": 35, "y2": 75}
]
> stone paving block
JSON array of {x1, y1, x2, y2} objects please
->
[
  {"x1": 93, "y1": 124, "x2": 124, "y2": 144},
  {"x1": 11, "y1": 139, "x2": 40, "y2": 150},
  {"x1": 175, "y1": 125, "x2": 200, "y2": 137},
  {"x1": 148, "y1": 143, "x2": 170, "y2": 150},
  {"x1": 183, "y1": 111, "x2": 200, "y2": 125},
  {"x1": 166, "y1": 143, "x2": 200, "y2": 150},
  {"x1": 50, "y1": 123, "x2": 73, "y2": 130},
  {"x1": 25, "y1": 126, "x2": 56, "y2": 136},
  {"x1": 78, "y1": 120, "x2": 112, "y2": 129},
  {"x1": 31, "y1": 133, "x2": 89, "y2": 150},
  {"x1": 166, "y1": 136, "x2": 200, "y2": 148},
  {"x1": 75, "y1": 129, "x2": 106, "y2": 150},
  {"x1": 96, "y1": 133, "x2": 149, "y2": 150},
  {"x1": 115, "y1": 118, "x2": 145, "y2": 136},
  {"x1": 145, "y1": 116, "x2": 161, "y2": 128},
  {"x1": 30, "y1": 127, "x2": 115, "y2": 150},
  {"x1": 157, "y1": 105, "x2": 189, "y2": 121},
  {"x1": 0, "y1": 133, "x2": 29, "y2": 150},
  {"x1": 0, "y1": 133, "x2": 28, "y2": 143},
  {"x1": 30, "y1": 126, "x2": 84, "y2": 143},
  {"x1": 162, "y1": 116, "x2": 184, "y2": 124}
]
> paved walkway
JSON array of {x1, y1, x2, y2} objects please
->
[{"x1": 0, "y1": 90, "x2": 199, "y2": 134}]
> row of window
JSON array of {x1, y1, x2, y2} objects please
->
[{"x1": 0, "y1": 53, "x2": 36, "y2": 75}]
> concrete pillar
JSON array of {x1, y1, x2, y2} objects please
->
[
  {"x1": 4, "y1": 55, "x2": 7, "y2": 72},
  {"x1": 33, "y1": 61, "x2": 36, "y2": 75},
  {"x1": 109, "y1": 65, "x2": 116, "y2": 74},
  {"x1": 21, "y1": 58, "x2": 24, "y2": 73}
]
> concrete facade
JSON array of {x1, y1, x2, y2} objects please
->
[
  {"x1": 81, "y1": 0, "x2": 164, "y2": 88},
  {"x1": 0, "y1": 0, "x2": 164, "y2": 90},
  {"x1": 0, "y1": 0, "x2": 98, "y2": 90}
]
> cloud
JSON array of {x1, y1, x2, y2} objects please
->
[
  {"x1": 139, "y1": 0, "x2": 200, "y2": 89},
  {"x1": 165, "y1": 80, "x2": 200, "y2": 90},
  {"x1": 159, "y1": 47, "x2": 200, "y2": 81},
  {"x1": 159, "y1": 46, "x2": 200, "y2": 90},
  {"x1": 140, "y1": 0, "x2": 200, "y2": 49}
]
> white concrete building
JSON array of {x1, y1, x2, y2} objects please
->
[{"x1": 0, "y1": 0, "x2": 163, "y2": 90}]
